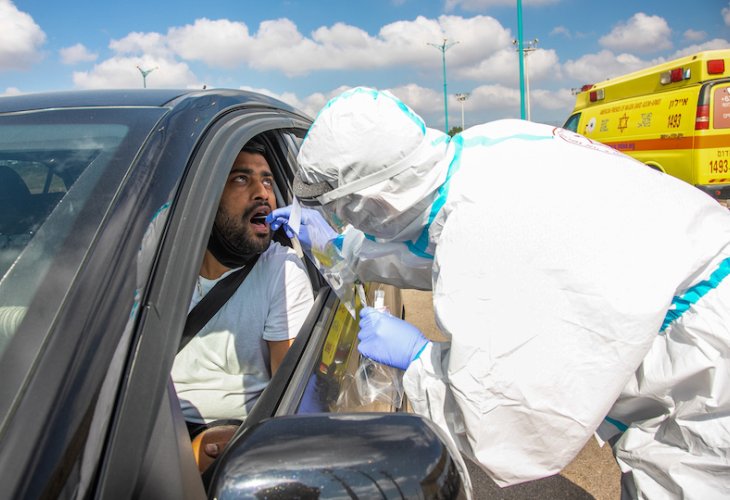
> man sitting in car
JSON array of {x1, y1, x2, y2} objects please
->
[{"x1": 171, "y1": 138, "x2": 314, "y2": 437}]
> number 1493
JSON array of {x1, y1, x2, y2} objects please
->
[{"x1": 710, "y1": 159, "x2": 729, "y2": 173}]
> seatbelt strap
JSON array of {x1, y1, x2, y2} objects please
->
[{"x1": 179, "y1": 254, "x2": 260, "y2": 353}]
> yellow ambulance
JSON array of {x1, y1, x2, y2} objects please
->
[{"x1": 563, "y1": 49, "x2": 730, "y2": 201}]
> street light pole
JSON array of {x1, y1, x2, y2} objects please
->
[
  {"x1": 515, "y1": 1, "x2": 539, "y2": 121},
  {"x1": 516, "y1": 0, "x2": 526, "y2": 119},
  {"x1": 513, "y1": 39, "x2": 538, "y2": 121},
  {"x1": 428, "y1": 38, "x2": 458, "y2": 134},
  {"x1": 136, "y1": 65, "x2": 158, "y2": 88},
  {"x1": 455, "y1": 93, "x2": 470, "y2": 130}
]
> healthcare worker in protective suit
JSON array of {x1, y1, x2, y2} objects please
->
[{"x1": 267, "y1": 87, "x2": 730, "y2": 499}]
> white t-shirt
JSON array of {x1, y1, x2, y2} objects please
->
[{"x1": 171, "y1": 242, "x2": 314, "y2": 423}]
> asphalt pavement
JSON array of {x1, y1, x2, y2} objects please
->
[{"x1": 400, "y1": 289, "x2": 621, "y2": 500}]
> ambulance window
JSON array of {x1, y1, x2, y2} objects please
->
[
  {"x1": 712, "y1": 85, "x2": 730, "y2": 129},
  {"x1": 563, "y1": 113, "x2": 580, "y2": 132}
]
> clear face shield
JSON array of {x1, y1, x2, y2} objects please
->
[{"x1": 292, "y1": 171, "x2": 362, "y2": 317}]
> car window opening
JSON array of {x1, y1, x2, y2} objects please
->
[{"x1": 171, "y1": 132, "x2": 318, "y2": 474}]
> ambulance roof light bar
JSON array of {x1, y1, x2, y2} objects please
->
[
  {"x1": 660, "y1": 67, "x2": 689, "y2": 85},
  {"x1": 589, "y1": 88, "x2": 605, "y2": 102},
  {"x1": 659, "y1": 58, "x2": 725, "y2": 84},
  {"x1": 707, "y1": 59, "x2": 725, "y2": 74}
]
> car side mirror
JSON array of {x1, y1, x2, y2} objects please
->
[{"x1": 208, "y1": 412, "x2": 470, "y2": 499}]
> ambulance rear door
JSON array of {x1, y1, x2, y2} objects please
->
[{"x1": 696, "y1": 81, "x2": 730, "y2": 196}]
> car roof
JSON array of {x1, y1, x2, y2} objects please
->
[{"x1": 0, "y1": 88, "x2": 307, "y2": 117}]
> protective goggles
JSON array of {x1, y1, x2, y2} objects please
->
[
  {"x1": 293, "y1": 150, "x2": 419, "y2": 207},
  {"x1": 292, "y1": 170, "x2": 335, "y2": 207}
]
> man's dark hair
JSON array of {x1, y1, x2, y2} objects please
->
[{"x1": 242, "y1": 138, "x2": 266, "y2": 156}]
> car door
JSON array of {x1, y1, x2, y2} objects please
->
[{"x1": 93, "y1": 107, "x2": 318, "y2": 499}]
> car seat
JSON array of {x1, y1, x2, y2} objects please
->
[{"x1": 0, "y1": 166, "x2": 32, "y2": 235}]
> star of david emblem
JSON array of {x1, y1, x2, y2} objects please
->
[{"x1": 617, "y1": 113, "x2": 629, "y2": 133}]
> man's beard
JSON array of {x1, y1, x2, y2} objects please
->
[
  {"x1": 215, "y1": 206, "x2": 271, "y2": 255},
  {"x1": 207, "y1": 204, "x2": 271, "y2": 268}
]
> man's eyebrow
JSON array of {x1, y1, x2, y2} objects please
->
[{"x1": 229, "y1": 167, "x2": 273, "y2": 177}]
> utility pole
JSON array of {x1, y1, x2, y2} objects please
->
[
  {"x1": 136, "y1": 65, "x2": 158, "y2": 88},
  {"x1": 455, "y1": 93, "x2": 470, "y2": 130},
  {"x1": 512, "y1": 38, "x2": 538, "y2": 120},
  {"x1": 428, "y1": 38, "x2": 458, "y2": 133},
  {"x1": 516, "y1": 0, "x2": 526, "y2": 119}
]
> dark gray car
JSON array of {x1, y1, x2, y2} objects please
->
[{"x1": 0, "y1": 89, "x2": 468, "y2": 499}]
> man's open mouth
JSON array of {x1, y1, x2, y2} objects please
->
[{"x1": 249, "y1": 207, "x2": 270, "y2": 229}]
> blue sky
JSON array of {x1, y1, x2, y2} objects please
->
[{"x1": 2, "y1": 0, "x2": 729, "y2": 127}]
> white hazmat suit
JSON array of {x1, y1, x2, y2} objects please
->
[{"x1": 293, "y1": 87, "x2": 730, "y2": 498}]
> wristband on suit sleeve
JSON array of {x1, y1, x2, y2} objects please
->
[{"x1": 412, "y1": 341, "x2": 431, "y2": 363}]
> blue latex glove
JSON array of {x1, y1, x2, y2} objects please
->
[
  {"x1": 358, "y1": 307, "x2": 430, "y2": 370},
  {"x1": 266, "y1": 205, "x2": 337, "y2": 250}
]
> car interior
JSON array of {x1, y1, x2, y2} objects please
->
[
  {"x1": 0, "y1": 116, "x2": 144, "y2": 360},
  {"x1": 0, "y1": 149, "x2": 101, "y2": 354}
]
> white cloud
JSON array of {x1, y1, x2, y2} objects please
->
[
  {"x1": 670, "y1": 38, "x2": 730, "y2": 58},
  {"x1": 388, "y1": 83, "x2": 519, "y2": 126},
  {"x1": 456, "y1": 47, "x2": 561, "y2": 85},
  {"x1": 550, "y1": 26, "x2": 571, "y2": 38},
  {"x1": 724, "y1": 2, "x2": 730, "y2": 26},
  {"x1": 62, "y1": 14, "x2": 515, "y2": 88},
  {"x1": 238, "y1": 84, "x2": 349, "y2": 119},
  {"x1": 599, "y1": 13, "x2": 672, "y2": 53},
  {"x1": 443, "y1": 84, "x2": 573, "y2": 125},
  {"x1": 60, "y1": 43, "x2": 98, "y2": 65},
  {"x1": 246, "y1": 18, "x2": 388, "y2": 75},
  {"x1": 2, "y1": 86, "x2": 22, "y2": 96},
  {"x1": 236, "y1": 84, "x2": 441, "y2": 126},
  {"x1": 529, "y1": 87, "x2": 577, "y2": 125},
  {"x1": 58, "y1": 14, "x2": 517, "y2": 98},
  {"x1": 168, "y1": 18, "x2": 251, "y2": 68},
  {"x1": 72, "y1": 56, "x2": 198, "y2": 89},
  {"x1": 456, "y1": 47, "x2": 516, "y2": 83},
  {"x1": 235, "y1": 80, "x2": 571, "y2": 130},
  {"x1": 467, "y1": 84, "x2": 519, "y2": 114},
  {"x1": 232, "y1": 82, "x2": 502, "y2": 130},
  {"x1": 0, "y1": 0, "x2": 46, "y2": 71},
  {"x1": 110, "y1": 31, "x2": 171, "y2": 58},
  {"x1": 72, "y1": 28, "x2": 200, "y2": 89},
  {"x1": 437, "y1": 15, "x2": 512, "y2": 65},
  {"x1": 560, "y1": 40, "x2": 730, "y2": 93},
  {"x1": 390, "y1": 83, "x2": 445, "y2": 116},
  {"x1": 683, "y1": 29, "x2": 707, "y2": 42},
  {"x1": 159, "y1": 15, "x2": 511, "y2": 78},
  {"x1": 56, "y1": 11, "x2": 722, "y2": 126},
  {"x1": 522, "y1": 48, "x2": 562, "y2": 82},
  {"x1": 530, "y1": 87, "x2": 574, "y2": 112},
  {"x1": 562, "y1": 50, "x2": 650, "y2": 84},
  {"x1": 254, "y1": 19, "x2": 354, "y2": 75},
  {"x1": 444, "y1": 0, "x2": 558, "y2": 11}
]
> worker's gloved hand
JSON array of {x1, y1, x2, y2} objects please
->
[
  {"x1": 266, "y1": 206, "x2": 337, "y2": 250},
  {"x1": 358, "y1": 307, "x2": 430, "y2": 371}
]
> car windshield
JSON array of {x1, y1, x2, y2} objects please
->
[{"x1": 0, "y1": 107, "x2": 165, "y2": 361}]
